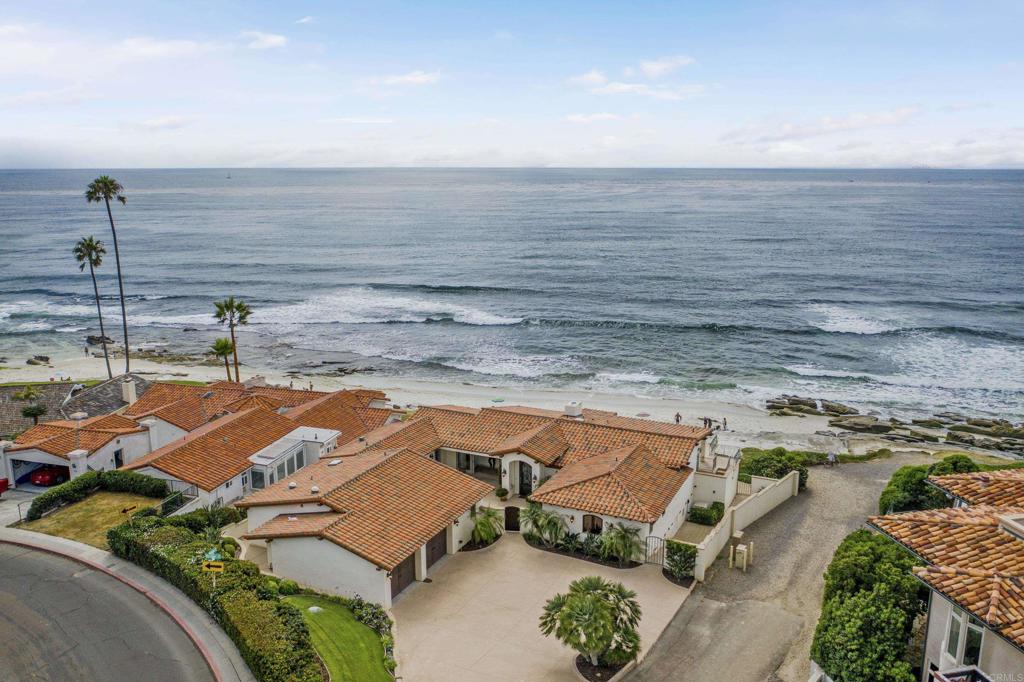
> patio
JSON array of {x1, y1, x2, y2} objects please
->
[{"x1": 392, "y1": 533, "x2": 690, "y2": 682}]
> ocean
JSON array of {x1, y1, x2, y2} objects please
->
[{"x1": 1, "y1": 168, "x2": 1022, "y2": 419}]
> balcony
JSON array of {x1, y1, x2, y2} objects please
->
[{"x1": 932, "y1": 665, "x2": 993, "y2": 682}]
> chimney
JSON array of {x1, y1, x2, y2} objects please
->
[
  {"x1": 564, "y1": 401, "x2": 583, "y2": 418},
  {"x1": 68, "y1": 449, "x2": 89, "y2": 478},
  {"x1": 121, "y1": 378, "x2": 138, "y2": 405}
]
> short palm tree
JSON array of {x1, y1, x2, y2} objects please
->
[
  {"x1": 85, "y1": 176, "x2": 130, "y2": 373},
  {"x1": 210, "y1": 338, "x2": 235, "y2": 381},
  {"x1": 21, "y1": 403, "x2": 47, "y2": 425},
  {"x1": 539, "y1": 576, "x2": 642, "y2": 667},
  {"x1": 601, "y1": 523, "x2": 644, "y2": 568},
  {"x1": 213, "y1": 297, "x2": 252, "y2": 382},
  {"x1": 470, "y1": 506, "x2": 503, "y2": 546},
  {"x1": 73, "y1": 236, "x2": 113, "y2": 379},
  {"x1": 14, "y1": 385, "x2": 47, "y2": 425}
]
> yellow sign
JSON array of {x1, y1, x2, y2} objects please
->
[{"x1": 202, "y1": 560, "x2": 225, "y2": 572}]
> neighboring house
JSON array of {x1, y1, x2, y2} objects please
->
[
  {"x1": 124, "y1": 406, "x2": 341, "y2": 508},
  {"x1": 869, "y1": 467, "x2": 1024, "y2": 682},
  {"x1": 530, "y1": 443, "x2": 695, "y2": 540},
  {"x1": 239, "y1": 448, "x2": 491, "y2": 607},
  {"x1": 0, "y1": 414, "x2": 150, "y2": 486},
  {"x1": 61, "y1": 374, "x2": 152, "y2": 419}
]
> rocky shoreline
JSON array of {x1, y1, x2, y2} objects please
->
[{"x1": 767, "y1": 395, "x2": 1024, "y2": 458}]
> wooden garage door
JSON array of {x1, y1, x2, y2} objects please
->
[
  {"x1": 390, "y1": 553, "x2": 416, "y2": 598},
  {"x1": 426, "y1": 528, "x2": 447, "y2": 569}
]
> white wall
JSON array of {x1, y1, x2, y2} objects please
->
[
  {"x1": 3, "y1": 429, "x2": 149, "y2": 488},
  {"x1": 540, "y1": 502, "x2": 649, "y2": 538},
  {"x1": 268, "y1": 536, "x2": 391, "y2": 607},
  {"x1": 501, "y1": 453, "x2": 541, "y2": 495},
  {"x1": 450, "y1": 507, "x2": 476, "y2": 552},
  {"x1": 733, "y1": 471, "x2": 799, "y2": 533},
  {"x1": 143, "y1": 418, "x2": 187, "y2": 452},
  {"x1": 651, "y1": 474, "x2": 696, "y2": 539}
]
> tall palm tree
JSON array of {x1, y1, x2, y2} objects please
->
[
  {"x1": 85, "y1": 176, "x2": 130, "y2": 373},
  {"x1": 213, "y1": 297, "x2": 252, "y2": 382},
  {"x1": 73, "y1": 236, "x2": 113, "y2": 379},
  {"x1": 210, "y1": 338, "x2": 235, "y2": 382}
]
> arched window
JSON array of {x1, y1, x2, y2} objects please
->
[{"x1": 582, "y1": 514, "x2": 603, "y2": 534}]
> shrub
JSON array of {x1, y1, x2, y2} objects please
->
[
  {"x1": 220, "y1": 537, "x2": 240, "y2": 558},
  {"x1": 822, "y1": 530, "x2": 923, "y2": 614},
  {"x1": 927, "y1": 453, "x2": 979, "y2": 477},
  {"x1": 166, "y1": 505, "x2": 243, "y2": 533},
  {"x1": 600, "y1": 523, "x2": 643, "y2": 567},
  {"x1": 540, "y1": 576, "x2": 642, "y2": 667},
  {"x1": 665, "y1": 540, "x2": 697, "y2": 580},
  {"x1": 740, "y1": 448, "x2": 809, "y2": 489},
  {"x1": 494, "y1": 486, "x2": 508, "y2": 498},
  {"x1": 877, "y1": 454, "x2": 982, "y2": 515},
  {"x1": 24, "y1": 470, "x2": 169, "y2": 521},
  {"x1": 278, "y1": 579, "x2": 299, "y2": 596},
  {"x1": 581, "y1": 533, "x2": 601, "y2": 558},
  {"x1": 688, "y1": 501, "x2": 725, "y2": 526},
  {"x1": 216, "y1": 591, "x2": 321, "y2": 682},
  {"x1": 470, "y1": 506, "x2": 503, "y2": 546}
]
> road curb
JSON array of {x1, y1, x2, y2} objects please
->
[{"x1": 0, "y1": 538, "x2": 224, "y2": 682}]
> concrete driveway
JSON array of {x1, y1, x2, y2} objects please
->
[
  {"x1": 392, "y1": 533, "x2": 690, "y2": 682},
  {"x1": 628, "y1": 453, "x2": 934, "y2": 682}
]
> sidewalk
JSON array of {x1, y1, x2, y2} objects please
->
[{"x1": 0, "y1": 527, "x2": 256, "y2": 682}]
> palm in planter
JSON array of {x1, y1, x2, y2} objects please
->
[
  {"x1": 601, "y1": 523, "x2": 644, "y2": 568},
  {"x1": 540, "y1": 576, "x2": 642, "y2": 667},
  {"x1": 521, "y1": 502, "x2": 567, "y2": 548},
  {"x1": 470, "y1": 506, "x2": 503, "y2": 546}
]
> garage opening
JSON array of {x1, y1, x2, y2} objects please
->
[
  {"x1": 390, "y1": 552, "x2": 416, "y2": 599},
  {"x1": 426, "y1": 527, "x2": 447, "y2": 569}
]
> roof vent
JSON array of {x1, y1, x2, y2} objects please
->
[
  {"x1": 287, "y1": 516, "x2": 298, "y2": 521},
  {"x1": 357, "y1": 436, "x2": 366, "y2": 443},
  {"x1": 310, "y1": 485, "x2": 320, "y2": 494},
  {"x1": 328, "y1": 459, "x2": 342, "y2": 466},
  {"x1": 998, "y1": 513, "x2": 1024, "y2": 542},
  {"x1": 564, "y1": 401, "x2": 583, "y2": 418},
  {"x1": 288, "y1": 481, "x2": 297, "y2": 489}
]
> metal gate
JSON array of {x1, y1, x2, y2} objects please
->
[{"x1": 645, "y1": 536, "x2": 665, "y2": 565}]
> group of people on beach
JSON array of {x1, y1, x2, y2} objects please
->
[{"x1": 674, "y1": 412, "x2": 728, "y2": 431}]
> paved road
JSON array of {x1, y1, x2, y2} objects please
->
[
  {"x1": 629, "y1": 452, "x2": 933, "y2": 682},
  {"x1": 0, "y1": 543, "x2": 215, "y2": 682}
]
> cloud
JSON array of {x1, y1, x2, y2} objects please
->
[
  {"x1": 940, "y1": 102, "x2": 992, "y2": 113},
  {"x1": 568, "y1": 69, "x2": 608, "y2": 86},
  {"x1": 241, "y1": 31, "x2": 287, "y2": 50},
  {"x1": 638, "y1": 55, "x2": 695, "y2": 79},
  {"x1": 1, "y1": 83, "x2": 95, "y2": 106},
  {"x1": 0, "y1": 24, "x2": 27, "y2": 36},
  {"x1": 115, "y1": 37, "x2": 216, "y2": 59},
  {"x1": 723, "y1": 107, "x2": 920, "y2": 143},
  {"x1": 565, "y1": 113, "x2": 620, "y2": 123},
  {"x1": 568, "y1": 68, "x2": 702, "y2": 100},
  {"x1": 296, "y1": 16, "x2": 314, "y2": 25},
  {"x1": 319, "y1": 117, "x2": 394, "y2": 124},
  {"x1": 122, "y1": 115, "x2": 195, "y2": 132},
  {"x1": 365, "y1": 70, "x2": 441, "y2": 86}
]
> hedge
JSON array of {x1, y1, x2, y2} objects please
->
[
  {"x1": 107, "y1": 516, "x2": 323, "y2": 682},
  {"x1": 739, "y1": 448, "x2": 809, "y2": 489},
  {"x1": 26, "y1": 470, "x2": 169, "y2": 521},
  {"x1": 877, "y1": 453, "x2": 980, "y2": 514},
  {"x1": 688, "y1": 501, "x2": 725, "y2": 526},
  {"x1": 665, "y1": 540, "x2": 697, "y2": 580},
  {"x1": 298, "y1": 591, "x2": 397, "y2": 673}
]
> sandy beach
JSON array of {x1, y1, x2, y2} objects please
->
[{"x1": 1, "y1": 349, "x2": 892, "y2": 456}]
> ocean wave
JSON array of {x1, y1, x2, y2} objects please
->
[
  {"x1": 253, "y1": 288, "x2": 522, "y2": 327},
  {"x1": 363, "y1": 282, "x2": 540, "y2": 296},
  {"x1": 592, "y1": 371, "x2": 662, "y2": 384},
  {"x1": 803, "y1": 304, "x2": 905, "y2": 334}
]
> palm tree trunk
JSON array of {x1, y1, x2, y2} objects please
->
[
  {"x1": 229, "y1": 324, "x2": 240, "y2": 382},
  {"x1": 88, "y1": 262, "x2": 113, "y2": 379},
  {"x1": 104, "y1": 197, "x2": 130, "y2": 374},
  {"x1": 223, "y1": 356, "x2": 231, "y2": 381}
]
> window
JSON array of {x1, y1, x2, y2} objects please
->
[
  {"x1": 242, "y1": 473, "x2": 249, "y2": 489},
  {"x1": 583, "y1": 515, "x2": 603, "y2": 534},
  {"x1": 225, "y1": 479, "x2": 232, "y2": 488},
  {"x1": 946, "y1": 608, "x2": 963, "y2": 659},
  {"x1": 963, "y1": 616, "x2": 983, "y2": 666},
  {"x1": 286, "y1": 455, "x2": 296, "y2": 476},
  {"x1": 277, "y1": 461, "x2": 286, "y2": 480},
  {"x1": 113, "y1": 449, "x2": 124, "y2": 468},
  {"x1": 295, "y1": 449, "x2": 305, "y2": 469}
]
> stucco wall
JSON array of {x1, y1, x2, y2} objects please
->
[
  {"x1": 651, "y1": 474, "x2": 695, "y2": 539},
  {"x1": 922, "y1": 590, "x2": 1024, "y2": 679},
  {"x1": 733, "y1": 471, "x2": 799, "y2": 532},
  {"x1": 501, "y1": 453, "x2": 541, "y2": 495},
  {"x1": 268, "y1": 536, "x2": 391, "y2": 607},
  {"x1": 451, "y1": 507, "x2": 476, "y2": 551},
  {"x1": 979, "y1": 627, "x2": 1024, "y2": 678},
  {"x1": 541, "y1": 503, "x2": 649, "y2": 538},
  {"x1": 143, "y1": 418, "x2": 187, "y2": 452}
]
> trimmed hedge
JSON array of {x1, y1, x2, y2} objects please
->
[
  {"x1": 739, "y1": 448, "x2": 809, "y2": 489},
  {"x1": 688, "y1": 501, "x2": 725, "y2": 526},
  {"x1": 26, "y1": 470, "x2": 169, "y2": 521},
  {"x1": 877, "y1": 453, "x2": 980, "y2": 514},
  {"x1": 107, "y1": 516, "x2": 323, "y2": 682},
  {"x1": 665, "y1": 540, "x2": 697, "y2": 580}
]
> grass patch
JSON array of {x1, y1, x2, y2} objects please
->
[
  {"x1": 20, "y1": 491, "x2": 157, "y2": 549},
  {"x1": 284, "y1": 595, "x2": 391, "y2": 682}
]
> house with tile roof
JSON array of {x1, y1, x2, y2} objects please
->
[
  {"x1": 124, "y1": 406, "x2": 343, "y2": 508},
  {"x1": 238, "y1": 448, "x2": 491, "y2": 607},
  {"x1": 1, "y1": 414, "x2": 151, "y2": 487},
  {"x1": 869, "y1": 467, "x2": 1024, "y2": 682}
]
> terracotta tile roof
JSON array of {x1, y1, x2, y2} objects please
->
[
  {"x1": 929, "y1": 468, "x2": 1024, "y2": 508},
  {"x1": 531, "y1": 444, "x2": 692, "y2": 522},
  {"x1": 9, "y1": 415, "x2": 145, "y2": 458},
  {"x1": 335, "y1": 417, "x2": 442, "y2": 458},
  {"x1": 341, "y1": 403, "x2": 707, "y2": 470},
  {"x1": 224, "y1": 395, "x2": 283, "y2": 413},
  {"x1": 237, "y1": 449, "x2": 396, "y2": 507},
  {"x1": 245, "y1": 511, "x2": 344, "y2": 539},
  {"x1": 124, "y1": 407, "x2": 299, "y2": 491},
  {"x1": 244, "y1": 449, "x2": 491, "y2": 569},
  {"x1": 870, "y1": 504, "x2": 1024, "y2": 652},
  {"x1": 283, "y1": 391, "x2": 395, "y2": 445}
]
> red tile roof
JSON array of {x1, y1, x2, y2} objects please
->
[
  {"x1": 9, "y1": 415, "x2": 145, "y2": 458},
  {"x1": 531, "y1": 444, "x2": 692, "y2": 522},
  {"x1": 283, "y1": 391, "x2": 394, "y2": 445},
  {"x1": 929, "y1": 468, "x2": 1024, "y2": 508}
]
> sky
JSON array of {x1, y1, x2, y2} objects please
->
[{"x1": 1, "y1": 0, "x2": 1022, "y2": 168}]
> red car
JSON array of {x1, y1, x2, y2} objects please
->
[{"x1": 30, "y1": 465, "x2": 70, "y2": 487}]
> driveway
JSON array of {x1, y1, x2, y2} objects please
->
[
  {"x1": 392, "y1": 533, "x2": 690, "y2": 682},
  {"x1": 0, "y1": 543, "x2": 215, "y2": 682},
  {"x1": 628, "y1": 453, "x2": 933, "y2": 682}
]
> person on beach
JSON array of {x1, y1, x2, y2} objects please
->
[
  {"x1": 722, "y1": 417, "x2": 728, "y2": 430},
  {"x1": 674, "y1": 412, "x2": 682, "y2": 424},
  {"x1": 827, "y1": 451, "x2": 838, "y2": 467}
]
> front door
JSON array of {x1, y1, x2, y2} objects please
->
[
  {"x1": 504, "y1": 505, "x2": 520, "y2": 532},
  {"x1": 518, "y1": 461, "x2": 533, "y2": 496}
]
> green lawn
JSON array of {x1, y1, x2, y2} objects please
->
[
  {"x1": 20, "y1": 491, "x2": 157, "y2": 549},
  {"x1": 283, "y1": 595, "x2": 391, "y2": 682}
]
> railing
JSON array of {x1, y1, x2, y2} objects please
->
[
  {"x1": 932, "y1": 666, "x2": 992, "y2": 682},
  {"x1": 697, "y1": 449, "x2": 740, "y2": 474},
  {"x1": 159, "y1": 484, "x2": 198, "y2": 516}
]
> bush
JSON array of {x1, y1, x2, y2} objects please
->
[
  {"x1": 822, "y1": 530, "x2": 923, "y2": 614},
  {"x1": 99, "y1": 469, "x2": 170, "y2": 497},
  {"x1": 876, "y1": 454, "x2": 980, "y2": 515},
  {"x1": 166, "y1": 505, "x2": 243, "y2": 533},
  {"x1": 665, "y1": 540, "x2": 697, "y2": 580},
  {"x1": 106, "y1": 516, "x2": 323, "y2": 682},
  {"x1": 740, "y1": 448, "x2": 809, "y2": 489},
  {"x1": 494, "y1": 487, "x2": 508, "y2": 498},
  {"x1": 688, "y1": 501, "x2": 725, "y2": 526},
  {"x1": 278, "y1": 579, "x2": 299, "y2": 596}
]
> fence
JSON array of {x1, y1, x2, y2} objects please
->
[
  {"x1": 159, "y1": 484, "x2": 198, "y2": 516},
  {"x1": 645, "y1": 535, "x2": 665, "y2": 565}
]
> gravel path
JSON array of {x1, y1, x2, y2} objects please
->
[{"x1": 630, "y1": 452, "x2": 933, "y2": 682}]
